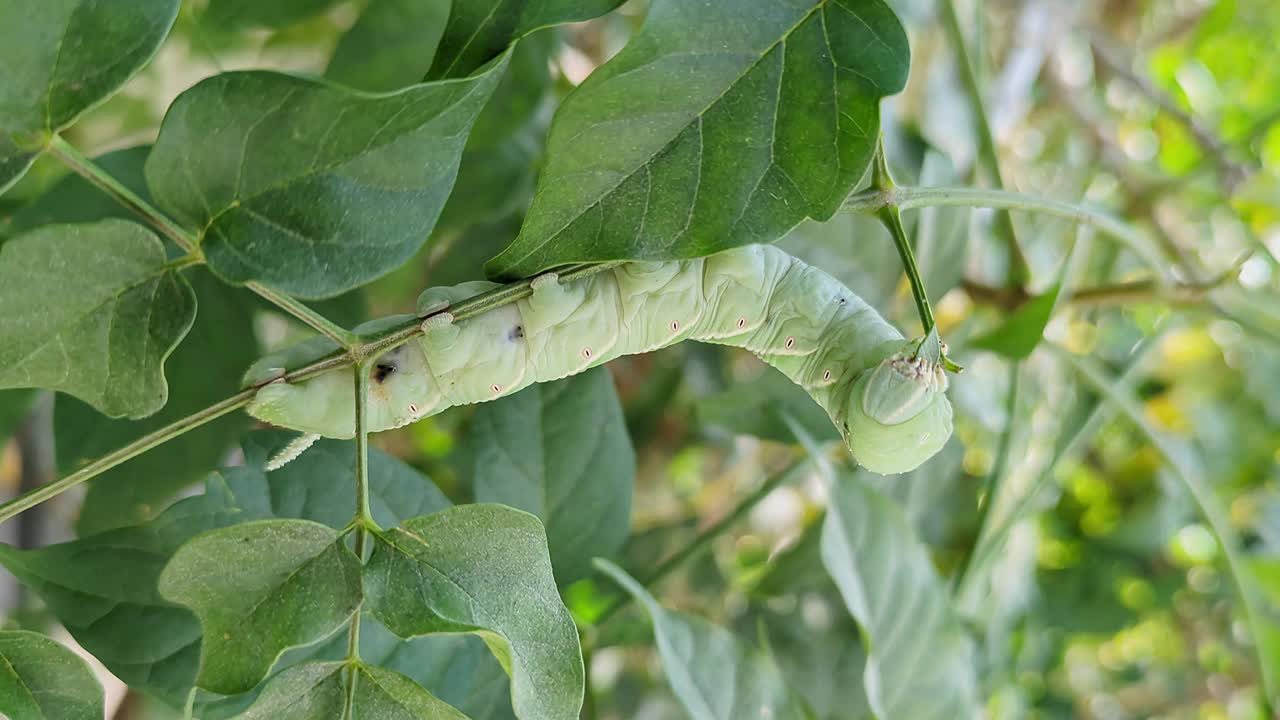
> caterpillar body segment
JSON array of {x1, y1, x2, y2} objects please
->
[{"x1": 247, "y1": 245, "x2": 953, "y2": 474}]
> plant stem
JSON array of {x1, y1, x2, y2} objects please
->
[
  {"x1": 951, "y1": 361, "x2": 1019, "y2": 593},
  {"x1": 352, "y1": 362, "x2": 374, "y2": 529},
  {"x1": 590, "y1": 461, "x2": 802, "y2": 626},
  {"x1": 47, "y1": 135, "x2": 356, "y2": 347},
  {"x1": 845, "y1": 185, "x2": 1168, "y2": 278},
  {"x1": 0, "y1": 389, "x2": 255, "y2": 525},
  {"x1": 250, "y1": 281, "x2": 359, "y2": 349},
  {"x1": 937, "y1": 0, "x2": 1028, "y2": 286},
  {"x1": 871, "y1": 144, "x2": 935, "y2": 335},
  {"x1": 46, "y1": 135, "x2": 200, "y2": 255}
]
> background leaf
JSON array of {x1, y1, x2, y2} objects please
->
[
  {"x1": 0, "y1": 219, "x2": 196, "y2": 418},
  {"x1": 820, "y1": 471, "x2": 980, "y2": 720},
  {"x1": 60, "y1": 268, "x2": 259, "y2": 534},
  {"x1": 365, "y1": 504, "x2": 584, "y2": 720},
  {"x1": 325, "y1": 0, "x2": 451, "y2": 92},
  {"x1": 0, "y1": 630, "x2": 103, "y2": 720},
  {"x1": 969, "y1": 285, "x2": 1061, "y2": 359},
  {"x1": 749, "y1": 603, "x2": 872, "y2": 720},
  {"x1": 158, "y1": 519, "x2": 363, "y2": 695},
  {"x1": 596, "y1": 560, "x2": 807, "y2": 720},
  {"x1": 695, "y1": 364, "x2": 840, "y2": 444},
  {"x1": 0, "y1": 0, "x2": 179, "y2": 134},
  {"x1": 485, "y1": 0, "x2": 910, "y2": 279},
  {"x1": 437, "y1": 32, "x2": 557, "y2": 232},
  {"x1": 145, "y1": 65, "x2": 506, "y2": 298},
  {"x1": 459, "y1": 366, "x2": 635, "y2": 584},
  {"x1": 428, "y1": 0, "x2": 627, "y2": 79}
]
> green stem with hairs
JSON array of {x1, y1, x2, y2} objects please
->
[
  {"x1": 343, "y1": 361, "x2": 373, "y2": 717},
  {"x1": 845, "y1": 185, "x2": 1168, "y2": 279},
  {"x1": 46, "y1": 135, "x2": 357, "y2": 348}
]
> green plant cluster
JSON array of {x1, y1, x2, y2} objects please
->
[{"x1": 0, "y1": 1, "x2": 1277, "y2": 719}]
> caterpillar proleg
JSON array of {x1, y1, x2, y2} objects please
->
[{"x1": 246, "y1": 245, "x2": 953, "y2": 474}]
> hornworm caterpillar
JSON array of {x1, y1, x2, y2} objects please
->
[{"x1": 246, "y1": 245, "x2": 952, "y2": 474}]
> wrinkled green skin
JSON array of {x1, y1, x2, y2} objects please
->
[{"x1": 248, "y1": 245, "x2": 952, "y2": 474}]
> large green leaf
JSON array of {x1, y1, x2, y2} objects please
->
[
  {"x1": 365, "y1": 504, "x2": 584, "y2": 719},
  {"x1": 199, "y1": 616, "x2": 516, "y2": 720},
  {"x1": 61, "y1": 268, "x2": 259, "y2": 534},
  {"x1": 0, "y1": 0, "x2": 179, "y2": 191},
  {"x1": 596, "y1": 560, "x2": 807, "y2": 720},
  {"x1": 485, "y1": 0, "x2": 910, "y2": 279},
  {"x1": 158, "y1": 519, "x2": 364, "y2": 695},
  {"x1": 460, "y1": 367, "x2": 634, "y2": 584},
  {"x1": 0, "y1": 219, "x2": 196, "y2": 418},
  {"x1": 232, "y1": 661, "x2": 469, "y2": 720},
  {"x1": 145, "y1": 64, "x2": 506, "y2": 299},
  {"x1": 0, "y1": 631, "x2": 103, "y2": 720},
  {"x1": 0, "y1": 434, "x2": 453, "y2": 707},
  {"x1": 428, "y1": 0, "x2": 626, "y2": 79},
  {"x1": 820, "y1": 471, "x2": 980, "y2": 720},
  {"x1": 326, "y1": 0, "x2": 450, "y2": 92},
  {"x1": 0, "y1": 476, "x2": 248, "y2": 705}
]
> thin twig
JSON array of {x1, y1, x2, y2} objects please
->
[
  {"x1": 1090, "y1": 34, "x2": 1250, "y2": 190},
  {"x1": 845, "y1": 185, "x2": 1169, "y2": 278}
]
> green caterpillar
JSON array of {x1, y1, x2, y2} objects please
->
[{"x1": 247, "y1": 245, "x2": 952, "y2": 474}]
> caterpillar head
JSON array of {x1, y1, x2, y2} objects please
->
[{"x1": 843, "y1": 341, "x2": 953, "y2": 475}]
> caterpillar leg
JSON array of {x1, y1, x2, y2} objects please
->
[
  {"x1": 421, "y1": 312, "x2": 460, "y2": 347},
  {"x1": 416, "y1": 280, "x2": 501, "y2": 317},
  {"x1": 522, "y1": 272, "x2": 583, "y2": 335}
]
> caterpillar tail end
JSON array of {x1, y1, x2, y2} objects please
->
[
  {"x1": 265, "y1": 433, "x2": 321, "y2": 471},
  {"x1": 843, "y1": 345, "x2": 954, "y2": 475}
]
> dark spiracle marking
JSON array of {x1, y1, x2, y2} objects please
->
[
  {"x1": 508, "y1": 325, "x2": 525, "y2": 341},
  {"x1": 373, "y1": 360, "x2": 397, "y2": 384}
]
